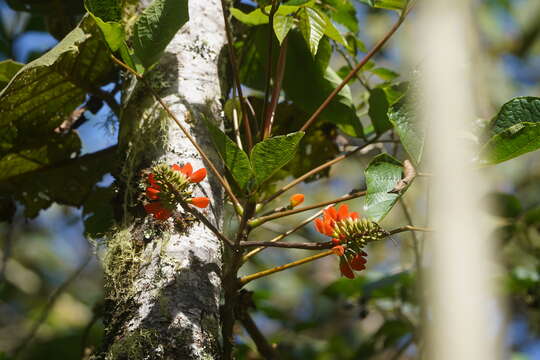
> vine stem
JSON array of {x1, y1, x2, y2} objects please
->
[
  {"x1": 299, "y1": 7, "x2": 411, "y2": 133},
  {"x1": 220, "y1": 0, "x2": 254, "y2": 150},
  {"x1": 239, "y1": 250, "x2": 335, "y2": 285},
  {"x1": 110, "y1": 55, "x2": 243, "y2": 215},
  {"x1": 249, "y1": 190, "x2": 367, "y2": 228},
  {"x1": 260, "y1": 136, "x2": 380, "y2": 206},
  {"x1": 261, "y1": 0, "x2": 280, "y2": 139},
  {"x1": 263, "y1": 33, "x2": 288, "y2": 139}
]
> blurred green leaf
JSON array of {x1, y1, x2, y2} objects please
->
[
  {"x1": 359, "y1": 0, "x2": 407, "y2": 11},
  {"x1": 370, "y1": 67, "x2": 399, "y2": 81},
  {"x1": 0, "y1": 60, "x2": 23, "y2": 90},
  {"x1": 364, "y1": 154, "x2": 404, "y2": 221},
  {"x1": 484, "y1": 192, "x2": 522, "y2": 218},
  {"x1": 250, "y1": 132, "x2": 304, "y2": 186},
  {"x1": 132, "y1": 0, "x2": 189, "y2": 68},
  {"x1": 480, "y1": 122, "x2": 540, "y2": 165},
  {"x1": 231, "y1": 5, "x2": 300, "y2": 26},
  {"x1": 388, "y1": 101, "x2": 424, "y2": 165},
  {"x1": 83, "y1": 185, "x2": 115, "y2": 237},
  {"x1": 84, "y1": 0, "x2": 121, "y2": 21},
  {"x1": 325, "y1": 0, "x2": 358, "y2": 33},
  {"x1": 368, "y1": 88, "x2": 392, "y2": 135}
]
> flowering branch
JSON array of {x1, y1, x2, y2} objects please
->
[{"x1": 110, "y1": 55, "x2": 243, "y2": 215}]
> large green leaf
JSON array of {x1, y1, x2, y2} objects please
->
[
  {"x1": 487, "y1": 97, "x2": 540, "y2": 136},
  {"x1": 479, "y1": 97, "x2": 540, "y2": 164},
  {"x1": 273, "y1": 14, "x2": 294, "y2": 44},
  {"x1": 388, "y1": 102, "x2": 424, "y2": 165},
  {"x1": 298, "y1": 7, "x2": 326, "y2": 56},
  {"x1": 479, "y1": 122, "x2": 540, "y2": 164},
  {"x1": 131, "y1": 0, "x2": 189, "y2": 69},
  {"x1": 205, "y1": 119, "x2": 254, "y2": 190},
  {"x1": 364, "y1": 154, "x2": 404, "y2": 222},
  {"x1": 282, "y1": 31, "x2": 362, "y2": 137},
  {"x1": 368, "y1": 88, "x2": 392, "y2": 135},
  {"x1": 0, "y1": 147, "x2": 116, "y2": 219},
  {"x1": 0, "y1": 60, "x2": 24, "y2": 90},
  {"x1": 324, "y1": 0, "x2": 358, "y2": 33},
  {"x1": 0, "y1": 16, "x2": 114, "y2": 172},
  {"x1": 250, "y1": 132, "x2": 304, "y2": 186}
]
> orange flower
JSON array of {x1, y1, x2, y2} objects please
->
[
  {"x1": 172, "y1": 163, "x2": 193, "y2": 177},
  {"x1": 290, "y1": 193, "x2": 304, "y2": 208},
  {"x1": 313, "y1": 205, "x2": 386, "y2": 279},
  {"x1": 146, "y1": 187, "x2": 160, "y2": 200},
  {"x1": 144, "y1": 202, "x2": 172, "y2": 220},
  {"x1": 189, "y1": 168, "x2": 207, "y2": 183},
  {"x1": 190, "y1": 197, "x2": 210, "y2": 208}
]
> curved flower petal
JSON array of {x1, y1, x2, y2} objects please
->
[
  {"x1": 350, "y1": 254, "x2": 367, "y2": 271},
  {"x1": 180, "y1": 163, "x2": 193, "y2": 177},
  {"x1": 146, "y1": 187, "x2": 160, "y2": 200},
  {"x1": 144, "y1": 202, "x2": 163, "y2": 214},
  {"x1": 190, "y1": 197, "x2": 210, "y2": 208},
  {"x1": 148, "y1": 173, "x2": 160, "y2": 189},
  {"x1": 339, "y1": 258, "x2": 355, "y2": 279},
  {"x1": 171, "y1": 164, "x2": 182, "y2": 172},
  {"x1": 350, "y1": 212, "x2": 359, "y2": 220},
  {"x1": 314, "y1": 218, "x2": 325, "y2": 234},
  {"x1": 332, "y1": 245, "x2": 345, "y2": 256},
  {"x1": 323, "y1": 222, "x2": 334, "y2": 236},
  {"x1": 189, "y1": 168, "x2": 207, "y2": 183},
  {"x1": 337, "y1": 204, "x2": 349, "y2": 221},
  {"x1": 290, "y1": 193, "x2": 304, "y2": 208}
]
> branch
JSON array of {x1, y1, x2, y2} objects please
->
[
  {"x1": 220, "y1": 0, "x2": 254, "y2": 150},
  {"x1": 12, "y1": 251, "x2": 92, "y2": 359},
  {"x1": 263, "y1": 35, "x2": 288, "y2": 139},
  {"x1": 299, "y1": 9, "x2": 410, "y2": 133},
  {"x1": 388, "y1": 225, "x2": 433, "y2": 235},
  {"x1": 250, "y1": 190, "x2": 366, "y2": 228},
  {"x1": 240, "y1": 240, "x2": 333, "y2": 250},
  {"x1": 110, "y1": 55, "x2": 243, "y2": 215},
  {"x1": 239, "y1": 250, "x2": 335, "y2": 285},
  {"x1": 239, "y1": 312, "x2": 278, "y2": 359}
]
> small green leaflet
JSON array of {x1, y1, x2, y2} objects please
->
[
  {"x1": 388, "y1": 102, "x2": 424, "y2": 165},
  {"x1": 298, "y1": 7, "x2": 326, "y2": 56},
  {"x1": 273, "y1": 14, "x2": 294, "y2": 44},
  {"x1": 205, "y1": 119, "x2": 253, "y2": 190},
  {"x1": 250, "y1": 132, "x2": 304, "y2": 186},
  {"x1": 231, "y1": 5, "x2": 301, "y2": 26},
  {"x1": 364, "y1": 154, "x2": 405, "y2": 222},
  {"x1": 368, "y1": 88, "x2": 392, "y2": 135},
  {"x1": 132, "y1": 0, "x2": 189, "y2": 69}
]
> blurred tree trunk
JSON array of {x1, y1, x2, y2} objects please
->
[{"x1": 98, "y1": 1, "x2": 227, "y2": 358}]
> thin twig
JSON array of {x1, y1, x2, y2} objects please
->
[
  {"x1": 250, "y1": 190, "x2": 367, "y2": 228},
  {"x1": 239, "y1": 250, "x2": 335, "y2": 285},
  {"x1": 239, "y1": 312, "x2": 278, "y2": 359},
  {"x1": 242, "y1": 210, "x2": 322, "y2": 262},
  {"x1": 12, "y1": 252, "x2": 92, "y2": 359},
  {"x1": 177, "y1": 200, "x2": 235, "y2": 249},
  {"x1": 262, "y1": 36, "x2": 288, "y2": 138},
  {"x1": 261, "y1": 136, "x2": 380, "y2": 206},
  {"x1": 261, "y1": 0, "x2": 280, "y2": 137},
  {"x1": 110, "y1": 55, "x2": 243, "y2": 215},
  {"x1": 388, "y1": 225, "x2": 433, "y2": 235},
  {"x1": 299, "y1": 9, "x2": 411, "y2": 133},
  {"x1": 240, "y1": 240, "x2": 333, "y2": 250},
  {"x1": 220, "y1": 0, "x2": 254, "y2": 150}
]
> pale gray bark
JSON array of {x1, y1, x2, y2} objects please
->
[{"x1": 101, "y1": 1, "x2": 227, "y2": 359}]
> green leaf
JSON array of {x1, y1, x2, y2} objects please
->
[
  {"x1": 0, "y1": 16, "x2": 114, "y2": 165},
  {"x1": 324, "y1": 0, "x2": 358, "y2": 33},
  {"x1": 273, "y1": 14, "x2": 294, "y2": 44},
  {"x1": 250, "y1": 132, "x2": 304, "y2": 186},
  {"x1": 230, "y1": 5, "x2": 300, "y2": 26},
  {"x1": 371, "y1": 67, "x2": 399, "y2": 81},
  {"x1": 388, "y1": 101, "x2": 424, "y2": 165},
  {"x1": 479, "y1": 122, "x2": 540, "y2": 164},
  {"x1": 368, "y1": 88, "x2": 392, "y2": 135},
  {"x1": 364, "y1": 154, "x2": 404, "y2": 222},
  {"x1": 322, "y1": 14, "x2": 348, "y2": 47},
  {"x1": 0, "y1": 147, "x2": 116, "y2": 218},
  {"x1": 359, "y1": 0, "x2": 407, "y2": 11},
  {"x1": 298, "y1": 7, "x2": 326, "y2": 56},
  {"x1": 204, "y1": 119, "x2": 253, "y2": 190},
  {"x1": 83, "y1": 185, "x2": 115, "y2": 237},
  {"x1": 0, "y1": 60, "x2": 23, "y2": 90},
  {"x1": 132, "y1": 0, "x2": 189, "y2": 69},
  {"x1": 88, "y1": 13, "x2": 125, "y2": 51},
  {"x1": 84, "y1": 0, "x2": 121, "y2": 21},
  {"x1": 478, "y1": 97, "x2": 540, "y2": 164},
  {"x1": 487, "y1": 97, "x2": 540, "y2": 136}
]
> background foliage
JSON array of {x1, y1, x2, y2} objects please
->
[{"x1": 1, "y1": 0, "x2": 540, "y2": 359}]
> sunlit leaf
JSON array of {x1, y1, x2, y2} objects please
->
[{"x1": 364, "y1": 154, "x2": 404, "y2": 221}]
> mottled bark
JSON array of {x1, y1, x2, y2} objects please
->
[{"x1": 100, "y1": 1, "x2": 227, "y2": 359}]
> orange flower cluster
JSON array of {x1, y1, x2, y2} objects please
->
[
  {"x1": 314, "y1": 204, "x2": 387, "y2": 279},
  {"x1": 143, "y1": 162, "x2": 210, "y2": 220}
]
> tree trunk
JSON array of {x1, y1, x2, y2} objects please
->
[{"x1": 99, "y1": 1, "x2": 227, "y2": 359}]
